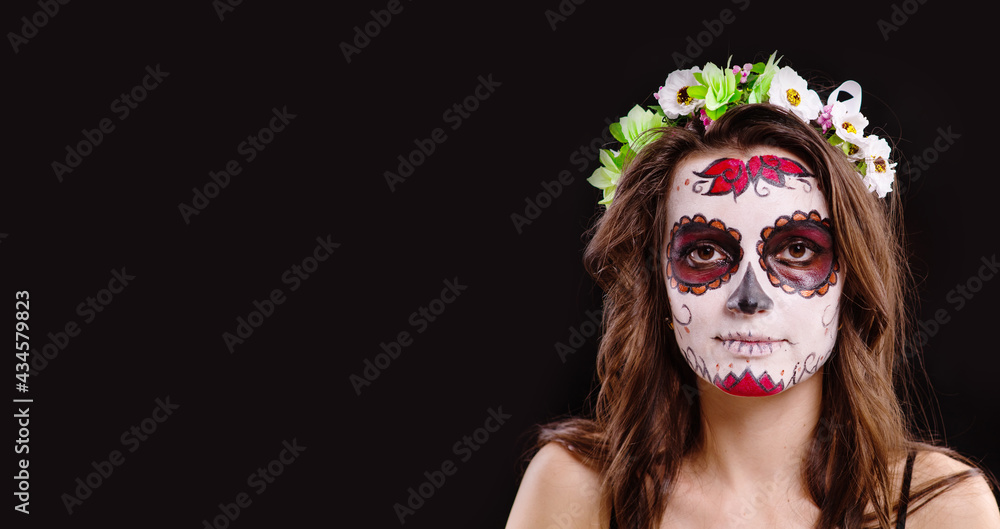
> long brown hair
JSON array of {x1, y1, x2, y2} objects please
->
[{"x1": 534, "y1": 104, "x2": 989, "y2": 528}]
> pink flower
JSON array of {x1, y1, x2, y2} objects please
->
[
  {"x1": 817, "y1": 103, "x2": 835, "y2": 133},
  {"x1": 732, "y1": 63, "x2": 752, "y2": 83},
  {"x1": 699, "y1": 108, "x2": 713, "y2": 129}
]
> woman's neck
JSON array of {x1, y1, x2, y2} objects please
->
[{"x1": 689, "y1": 367, "x2": 824, "y2": 494}]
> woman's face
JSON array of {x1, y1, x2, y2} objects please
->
[{"x1": 663, "y1": 147, "x2": 842, "y2": 397}]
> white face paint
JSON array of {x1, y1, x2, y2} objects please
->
[{"x1": 664, "y1": 147, "x2": 842, "y2": 397}]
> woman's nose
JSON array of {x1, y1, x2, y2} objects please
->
[{"x1": 726, "y1": 268, "x2": 773, "y2": 314}]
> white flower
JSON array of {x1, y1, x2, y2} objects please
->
[
  {"x1": 840, "y1": 138, "x2": 869, "y2": 161},
  {"x1": 654, "y1": 67, "x2": 704, "y2": 119},
  {"x1": 767, "y1": 66, "x2": 822, "y2": 122},
  {"x1": 860, "y1": 136, "x2": 895, "y2": 198},
  {"x1": 830, "y1": 102, "x2": 869, "y2": 153}
]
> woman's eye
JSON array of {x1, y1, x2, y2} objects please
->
[
  {"x1": 688, "y1": 244, "x2": 727, "y2": 265},
  {"x1": 776, "y1": 241, "x2": 816, "y2": 263}
]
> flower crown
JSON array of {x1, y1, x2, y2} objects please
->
[{"x1": 587, "y1": 52, "x2": 896, "y2": 206}]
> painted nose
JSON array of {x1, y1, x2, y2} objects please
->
[{"x1": 726, "y1": 268, "x2": 773, "y2": 314}]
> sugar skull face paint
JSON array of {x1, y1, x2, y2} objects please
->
[{"x1": 665, "y1": 148, "x2": 842, "y2": 397}]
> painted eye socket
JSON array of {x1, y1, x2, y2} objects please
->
[
  {"x1": 666, "y1": 215, "x2": 743, "y2": 295},
  {"x1": 757, "y1": 210, "x2": 839, "y2": 297}
]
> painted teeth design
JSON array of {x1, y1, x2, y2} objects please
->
[{"x1": 722, "y1": 340, "x2": 775, "y2": 356}]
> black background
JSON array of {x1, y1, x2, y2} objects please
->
[{"x1": 4, "y1": 0, "x2": 997, "y2": 527}]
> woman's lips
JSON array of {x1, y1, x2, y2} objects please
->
[{"x1": 717, "y1": 336, "x2": 784, "y2": 357}]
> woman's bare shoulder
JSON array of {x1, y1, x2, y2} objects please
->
[
  {"x1": 905, "y1": 450, "x2": 1000, "y2": 528},
  {"x1": 505, "y1": 442, "x2": 607, "y2": 529}
]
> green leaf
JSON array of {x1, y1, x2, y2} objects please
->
[
  {"x1": 692, "y1": 72, "x2": 704, "y2": 84},
  {"x1": 603, "y1": 149, "x2": 625, "y2": 170},
  {"x1": 748, "y1": 52, "x2": 781, "y2": 104},
  {"x1": 620, "y1": 143, "x2": 635, "y2": 160},
  {"x1": 706, "y1": 105, "x2": 726, "y2": 120},
  {"x1": 599, "y1": 149, "x2": 614, "y2": 167},
  {"x1": 598, "y1": 188, "x2": 615, "y2": 205},
  {"x1": 588, "y1": 169, "x2": 612, "y2": 188},
  {"x1": 686, "y1": 85, "x2": 707, "y2": 98},
  {"x1": 609, "y1": 122, "x2": 626, "y2": 143},
  {"x1": 751, "y1": 62, "x2": 765, "y2": 74}
]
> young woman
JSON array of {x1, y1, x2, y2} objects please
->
[{"x1": 505, "y1": 56, "x2": 1000, "y2": 528}]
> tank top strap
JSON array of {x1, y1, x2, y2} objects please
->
[{"x1": 896, "y1": 450, "x2": 917, "y2": 529}]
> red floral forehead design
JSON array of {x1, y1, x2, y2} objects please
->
[{"x1": 695, "y1": 155, "x2": 811, "y2": 201}]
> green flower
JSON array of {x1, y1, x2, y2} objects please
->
[
  {"x1": 748, "y1": 52, "x2": 781, "y2": 104},
  {"x1": 587, "y1": 149, "x2": 622, "y2": 205},
  {"x1": 617, "y1": 105, "x2": 662, "y2": 152},
  {"x1": 688, "y1": 61, "x2": 739, "y2": 120}
]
